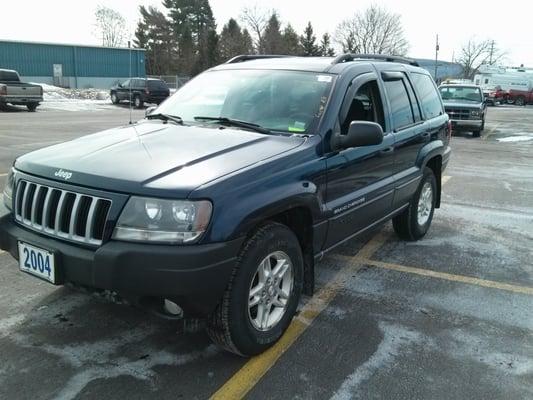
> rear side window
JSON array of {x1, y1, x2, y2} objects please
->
[
  {"x1": 411, "y1": 73, "x2": 443, "y2": 119},
  {"x1": 384, "y1": 80, "x2": 415, "y2": 130},
  {"x1": 0, "y1": 70, "x2": 19, "y2": 81},
  {"x1": 148, "y1": 80, "x2": 169, "y2": 90}
]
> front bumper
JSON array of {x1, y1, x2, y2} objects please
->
[
  {"x1": 450, "y1": 119, "x2": 483, "y2": 130},
  {"x1": 0, "y1": 210, "x2": 243, "y2": 315}
]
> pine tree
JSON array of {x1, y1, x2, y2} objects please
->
[
  {"x1": 134, "y1": 6, "x2": 176, "y2": 75},
  {"x1": 219, "y1": 19, "x2": 254, "y2": 61},
  {"x1": 300, "y1": 22, "x2": 319, "y2": 56},
  {"x1": 262, "y1": 13, "x2": 284, "y2": 54},
  {"x1": 282, "y1": 24, "x2": 301, "y2": 55},
  {"x1": 163, "y1": 0, "x2": 218, "y2": 74},
  {"x1": 319, "y1": 33, "x2": 336, "y2": 56}
]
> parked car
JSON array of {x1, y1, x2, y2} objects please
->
[
  {"x1": 1, "y1": 54, "x2": 451, "y2": 356},
  {"x1": 0, "y1": 69, "x2": 43, "y2": 111},
  {"x1": 507, "y1": 89, "x2": 533, "y2": 106},
  {"x1": 110, "y1": 78, "x2": 170, "y2": 108},
  {"x1": 483, "y1": 85, "x2": 507, "y2": 105},
  {"x1": 439, "y1": 84, "x2": 486, "y2": 137}
]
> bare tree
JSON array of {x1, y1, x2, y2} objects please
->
[
  {"x1": 334, "y1": 5, "x2": 409, "y2": 56},
  {"x1": 457, "y1": 38, "x2": 506, "y2": 79},
  {"x1": 94, "y1": 5, "x2": 127, "y2": 47},
  {"x1": 240, "y1": 5, "x2": 269, "y2": 53}
]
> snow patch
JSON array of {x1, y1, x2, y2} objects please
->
[
  {"x1": 330, "y1": 322, "x2": 424, "y2": 400},
  {"x1": 497, "y1": 136, "x2": 533, "y2": 143}
]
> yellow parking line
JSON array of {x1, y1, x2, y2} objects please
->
[
  {"x1": 210, "y1": 233, "x2": 388, "y2": 400},
  {"x1": 0, "y1": 173, "x2": 7, "y2": 177},
  {"x1": 442, "y1": 175, "x2": 451, "y2": 185},
  {"x1": 343, "y1": 257, "x2": 533, "y2": 296}
]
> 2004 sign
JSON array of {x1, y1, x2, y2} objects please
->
[{"x1": 17, "y1": 242, "x2": 56, "y2": 283}]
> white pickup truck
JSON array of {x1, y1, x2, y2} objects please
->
[{"x1": 0, "y1": 69, "x2": 43, "y2": 111}]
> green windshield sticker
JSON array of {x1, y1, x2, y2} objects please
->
[
  {"x1": 289, "y1": 121, "x2": 306, "y2": 132},
  {"x1": 288, "y1": 126, "x2": 306, "y2": 133}
]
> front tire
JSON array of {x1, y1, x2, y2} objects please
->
[
  {"x1": 393, "y1": 167, "x2": 437, "y2": 241},
  {"x1": 134, "y1": 95, "x2": 143, "y2": 109},
  {"x1": 515, "y1": 96, "x2": 526, "y2": 106},
  {"x1": 207, "y1": 222, "x2": 303, "y2": 356},
  {"x1": 110, "y1": 92, "x2": 120, "y2": 104}
]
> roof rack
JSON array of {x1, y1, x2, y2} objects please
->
[
  {"x1": 225, "y1": 54, "x2": 292, "y2": 64},
  {"x1": 331, "y1": 53, "x2": 419, "y2": 67}
]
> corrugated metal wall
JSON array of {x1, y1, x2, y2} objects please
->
[{"x1": 0, "y1": 40, "x2": 145, "y2": 78}]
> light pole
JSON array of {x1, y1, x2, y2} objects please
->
[{"x1": 434, "y1": 34, "x2": 439, "y2": 83}]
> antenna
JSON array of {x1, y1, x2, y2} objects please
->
[{"x1": 128, "y1": 40, "x2": 133, "y2": 125}]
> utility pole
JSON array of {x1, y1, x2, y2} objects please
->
[
  {"x1": 489, "y1": 40, "x2": 495, "y2": 65},
  {"x1": 434, "y1": 34, "x2": 439, "y2": 82},
  {"x1": 128, "y1": 40, "x2": 133, "y2": 125}
]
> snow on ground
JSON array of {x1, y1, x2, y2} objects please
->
[
  {"x1": 31, "y1": 83, "x2": 114, "y2": 112},
  {"x1": 497, "y1": 134, "x2": 533, "y2": 143}
]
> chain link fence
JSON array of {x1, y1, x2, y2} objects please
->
[{"x1": 147, "y1": 75, "x2": 190, "y2": 90}]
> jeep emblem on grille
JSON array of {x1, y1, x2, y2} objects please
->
[{"x1": 54, "y1": 169, "x2": 72, "y2": 180}]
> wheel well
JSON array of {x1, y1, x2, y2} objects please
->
[
  {"x1": 426, "y1": 155, "x2": 442, "y2": 208},
  {"x1": 268, "y1": 207, "x2": 315, "y2": 296}
]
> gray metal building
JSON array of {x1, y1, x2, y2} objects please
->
[{"x1": 0, "y1": 40, "x2": 146, "y2": 89}]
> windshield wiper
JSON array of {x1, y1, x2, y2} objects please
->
[
  {"x1": 194, "y1": 116, "x2": 271, "y2": 135},
  {"x1": 146, "y1": 113, "x2": 183, "y2": 125}
]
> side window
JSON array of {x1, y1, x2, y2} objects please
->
[
  {"x1": 484, "y1": 78, "x2": 489, "y2": 84},
  {"x1": 404, "y1": 78, "x2": 422, "y2": 122},
  {"x1": 122, "y1": 79, "x2": 130, "y2": 88},
  {"x1": 410, "y1": 73, "x2": 444, "y2": 119},
  {"x1": 341, "y1": 80, "x2": 386, "y2": 134},
  {"x1": 383, "y1": 79, "x2": 414, "y2": 131}
]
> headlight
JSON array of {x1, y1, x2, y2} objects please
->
[
  {"x1": 470, "y1": 110, "x2": 481, "y2": 117},
  {"x1": 112, "y1": 197, "x2": 212, "y2": 244},
  {"x1": 2, "y1": 168, "x2": 14, "y2": 211}
]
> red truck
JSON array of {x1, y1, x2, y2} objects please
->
[{"x1": 508, "y1": 89, "x2": 533, "y2": 106}]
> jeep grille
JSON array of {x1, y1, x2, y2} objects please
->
[{"x1": 14, "y1": 180, "x2": 112, "y2": 246}]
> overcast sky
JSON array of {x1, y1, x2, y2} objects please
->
[{"x1": 1, "y1": 0, "x2": 531, "y2": 66}]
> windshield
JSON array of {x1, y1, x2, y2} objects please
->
[
  {"x1": 439, "y1": 86, "x2": 482, "y2": 103},
  {"x1": 155, "y1": 69, "x2": 335, "y2": 134}
]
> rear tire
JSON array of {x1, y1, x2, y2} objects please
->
[
  {"x1": 207, "y1": 222, "x2": 303, "y2": 356},
  {"x1": 27, "y1": 103, "x2": 38, "y2": 112},
  {"x1": 472, "y1": 130, "x2": 481, "y2": 138},
  {"x1": 515, "y1": 96, "x2": 526, "y2": 106},
  {"x1": 393, "y1": 167, "x2": 437, "y2": 241}
]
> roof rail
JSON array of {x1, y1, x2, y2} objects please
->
[
  {"x1": 225, "y1": 54, "x2": 292, "y2": 64},
  {"x1": 331, "y1": 53, "x2": 419, "y2": 67}
]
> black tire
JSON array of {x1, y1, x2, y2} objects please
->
[
  {"x1": 134, "y1": 95, "x2": 143, "y2": 109},
  {"x1": 207, "y1": 222, "x2": 304, "y2": 356},
  {"x1": 27, "y1": 103, "x2": 38, "y2": 112},
  {"x1": 110, "y1": 92, "x2": 120, "y2": 104},
  {"x1": 393, "y1": 167, "x2": 437, "y2": 241},
  {"x1": 472, "y1": 130, "x2": 481, "y2": 138},
  {"x1": 515, "y1": 96, "x2": 526, "y2": 106}
]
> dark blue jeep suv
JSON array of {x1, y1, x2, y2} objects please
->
[{"x1": 0, "y1": 54, "x2": 451, "y2": 356}]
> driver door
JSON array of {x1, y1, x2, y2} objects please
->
[{"x1": 324, "y1": 73, "x2": 395, "y2": 248}]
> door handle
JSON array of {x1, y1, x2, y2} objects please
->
[{"x1": 380, "y1": 146, "x2": 394, "y2": 154}]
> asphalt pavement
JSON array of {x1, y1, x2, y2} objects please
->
[{"x1": 0, "y1": 105, "x2": 532, "y2": 399}]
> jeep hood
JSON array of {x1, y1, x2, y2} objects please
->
[{"x1": 15, "y1": 121, "x2": 306, "y2": 197}]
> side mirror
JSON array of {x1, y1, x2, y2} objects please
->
[
  {"x1": 145, "y1": 106, "x2": 157, "y2": 117},
  {"x1": 335, "y1": 121, "x2": 384, "y2": 149}
]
